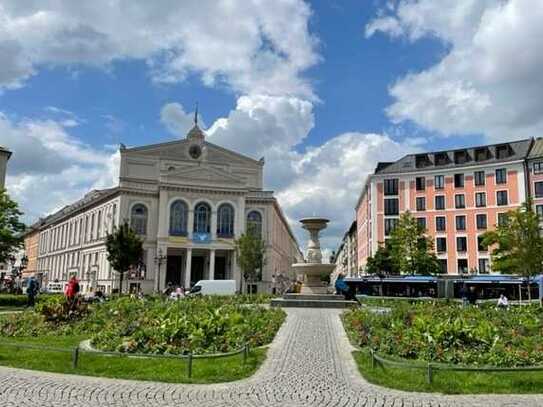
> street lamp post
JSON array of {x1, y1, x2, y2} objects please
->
[{"x1": 154, "y1": 248, "x2": 167, "y2": 293}]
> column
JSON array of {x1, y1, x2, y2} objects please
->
[
  {"x1": 187, "y1": 210, "x2": 194, "y2": 240},
  {"x1": 209, "y1": 249, "x2": 215, "y2": 280},
  {"x1": 232, "y1": 249, "x2": 241, "y2": 290},
  {"x1": 157, "y1": 189, "x2": 169, "y2": 239},
  {"x1": 184, "y1": 248, "x2": 192, "y2": 288},
  {"x1": 211, "y1": 210, "x2": 217, "y2": 241}
]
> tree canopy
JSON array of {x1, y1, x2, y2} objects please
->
[
  {"x1": 235, "y1": 232, "x2": 265, "y2": 293},
  {"x1": 387, "y1": 211, "x2": 441, "y2": 275},
  {"x1": 481, "y1": 200, "x2": 543, "y2": 278},
  {"x1": 365, "y1": 244, "x2": 396, "y2": 276},
  {"x1": 0, "y1": 189, "x2": 25, "y2": 264},
  {"x1": 106, "y1": 222, "x2": 143, "y2": 293}
]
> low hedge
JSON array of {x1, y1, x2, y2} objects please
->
[{"x1": 0, "y1": 294, "x2": 27, "y2": 307}]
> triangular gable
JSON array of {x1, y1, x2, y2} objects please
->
[{"x1": 163, "y1": 165, "x2": 245, "y2": 186}]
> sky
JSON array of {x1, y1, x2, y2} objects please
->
[{"x1": 1, "y1": 0, "x2": 543, "y2": 253}]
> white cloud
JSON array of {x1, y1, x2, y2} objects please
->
[
  {"x1": 166, "y1": 98, "x2": 414, "y2": 250},
  {"x1": 160, "y1": 103, "x2": 198, "y2": 137},
  {"x1": 0, "y1": 0, "x2": 319, "y2": 97},
  {"x1": 0, "y1": 113, "x2": 118, "y2": 223},
  {"x1": 367, "y1": 0, "x2": 543, "y2": 141}
]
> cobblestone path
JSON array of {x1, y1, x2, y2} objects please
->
[{"x1": 0, "y1": 308, "x2": 542, "y2": 406}]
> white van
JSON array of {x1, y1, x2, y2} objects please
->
[{"x1": 189, "y1": 280, "x2": 236, "y2": 296}]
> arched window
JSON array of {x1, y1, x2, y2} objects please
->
[
  {"x1": 169, "y1": 200, "x2": 188, "y2": 236},
  {"x1": 130, "y1": 204, "x2": 148, "y2": 235},
  {"x1": 247, "y1": 211, "x2": 262, "y2": 238},
  {"x1": 193, "y1": 202, "x2": 211, "y2": 234},
  {"x1": 217, "y1": 204, "x2": 235, "y2": 237}
]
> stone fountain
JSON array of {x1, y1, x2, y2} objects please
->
[
  {"x1": 271, "y1": 217, "x2": 357, "y2": 308},
  {"x1": 294, "y1": 218, "x2": 335, "y2": 294}
]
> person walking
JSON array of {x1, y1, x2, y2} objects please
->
[
  {"x1": 335, "y1": 273, "x2": 357, "y2": 302},
  {"x1": 26, "y1": 276, "x2": 39, "y2": 307},
  {"x1": 65, "y1": 275, "x2": 80, "y2": 312}
]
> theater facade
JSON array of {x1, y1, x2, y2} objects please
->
[{"x1": 32, "y1": 123, "x2": 302, "y2": 294}]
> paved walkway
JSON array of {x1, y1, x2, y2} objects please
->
[{"x1": 0, "y1": 308, "x2": 542, "y2": 406}]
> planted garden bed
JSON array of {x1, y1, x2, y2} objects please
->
[
  {"x1": 0, "y1": 295, "x2": 285, "y2": 383},
  {"x1": 1, "y1": 295, "x2": 285, "y2": 354},
  {"x1": 344, "y1": 301, "x2": 543, "y2": 367}
]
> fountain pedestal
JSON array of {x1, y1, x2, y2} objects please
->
[{"x1": 271, "y1": 217, "x2": 357, "y2": 309}]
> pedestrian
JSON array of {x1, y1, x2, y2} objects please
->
[
  {"x1": 335, "y1": 273, "x2": 357, "y2": 302},
  {"x1": 26, "y1": 276, "x2": 39, "y2": 307},
  {"x1": 162, "y1": 281, "x2": 173, "y2": 297},
  {"x1": 459, "y1": 284, "x2": 468, "y2": 307},
  {"x1": 467, "y1": 286, "x2": 478, "y2": 306},
  {"x1": 169, "y1": 287, "x2": 184, "y2": 301},
  {"x1": 271, "y1": 274, "x2": 277, "y2": 295},
  {"x1": 65, "y1": 275, "x2": 80, "y2": 312},
  {"x1": 496, "y1": 293, "x2": 509, "y2": 309}
]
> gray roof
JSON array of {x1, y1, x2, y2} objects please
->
[
  {"x1": 528, "y1": 138, "x2": 543, "y2": 158},
  {"x1": 375, "y1": 138, "x2": 533, "y2": 175},
  {"x1": 37, "y1": 187, "x2": 119, "y2": 229}
]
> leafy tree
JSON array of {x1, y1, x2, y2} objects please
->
[
  {"x1": 106, "y1": 222, "x2": 143, "y2": 294},
  {"x1": 0, "y1": 189, "x2": 25, "y2": 263},
  {"x1": 235, "y1": 232, "x2": 266, "y2": 294},
  {"x1": 481, "y1": 199, "x2": 543, "y2": 279},
  {"x1": 365, "y1": 244, "x2": 396, "y2": 276},
  {"x1": 388, "y1": 211, "x2": 441, "y2": 275}
]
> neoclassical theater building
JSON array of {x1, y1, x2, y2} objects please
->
[{"x1": 32, "y1": 123, "x2": 302, "y2": 294}]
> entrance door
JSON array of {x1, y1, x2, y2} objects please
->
[
  {"x1": 191, "y1": 256, "x2": 205, "y2": 286},
  {"x1": 215, "y1": 257, "x2": 226, "y2": 280},
  {"x1": 166, "y1": 255, "x2": 183, "y2": 286}
]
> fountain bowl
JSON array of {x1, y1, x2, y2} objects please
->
[{"x1": 293, "y1": 263, "x2": 335, "y2": 294}]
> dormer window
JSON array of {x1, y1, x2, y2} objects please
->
[
  {"x1": 475, "y1": 147, "x2": 491, "y2": 161},
  {"x1": 496, "y1": 144, "x2": 512, "y2": 159},
  {"x1": 415, "y1": 154, "x2": 432, "y2": 168},
  {"x1": 454, "y1": 150, "x2": 470, "y2": 164},
  {"x1": 434, "y1": 152, "x2": 450, "y2": 166}
]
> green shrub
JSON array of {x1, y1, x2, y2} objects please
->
[
  {"x1": 0, "y1": 294, "x2": 27, "y2": 307},
  {"x1": 344, "y1": 302, "x2": 543, "y2": 367},
  {"x1": 1, "y1": 295, "x2": 286, "y2": 355}
]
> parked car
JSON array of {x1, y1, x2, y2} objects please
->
[{"x1": 188, "y1": 280, "x2": 236, "y2": 296}]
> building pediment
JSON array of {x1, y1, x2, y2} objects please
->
[{"x1": 162, "y1": 165, "x2": 245, "y2": 187}]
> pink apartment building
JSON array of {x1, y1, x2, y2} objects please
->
[{"x1": 356, "y1": 138, "x2": 543, "y2": 275}]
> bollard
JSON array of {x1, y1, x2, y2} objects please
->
[
  {"x1": 187, "y1": 352, "x2": 193, "y2": 378},
  {"x1": 370, "y1": 349, "x2": 375, "y2": 369},
  {"x1": 427, "y1": 362, "x2": 433, "y2": 384},
  {"x1": 243, "y1": 344, "x2": 249, "y2": 364},
  {"x1": 72, "y1": 347, "x2": 79, "y2": 369}
]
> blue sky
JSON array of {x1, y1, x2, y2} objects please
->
[{"x1": 1, "y1": 0, "x2": 541, "y2": 250}]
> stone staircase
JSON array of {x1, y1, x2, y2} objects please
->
[{"x1": 270, "y1": 293, "x2": 358, "y2": 309}]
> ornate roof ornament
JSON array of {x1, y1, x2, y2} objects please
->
[{"x1": 187, "y1": 102, "x2": 205, "y2": 142}]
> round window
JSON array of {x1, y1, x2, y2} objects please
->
[{"x1": 189, "y1": 144, "x2": 202, "y2": 159}]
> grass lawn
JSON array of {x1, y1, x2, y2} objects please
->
[
  {"x1": 0, "y1": 306, "x2": 24, "y2": 313},
  {"x1": 353, "y1": 349, "x2": 543, "y2": 394},
  {"x1": 0, "y1": 335, "x2": 266, "y2": 384}
]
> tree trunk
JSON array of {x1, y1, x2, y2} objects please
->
[{"x1": 119, "y1": 271, "x2": 124, "y2": 296}]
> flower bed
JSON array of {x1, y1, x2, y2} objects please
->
[
  {"x1": 0, "y1": 295, "x2": 285, "y2": 355},
  {"x1": 343, "y1": 302, "x2": 543, "y2": 367}
]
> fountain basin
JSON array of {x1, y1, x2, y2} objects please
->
[{"x1": 293, "y1": 262, "x2": 335, "y2": 294}]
